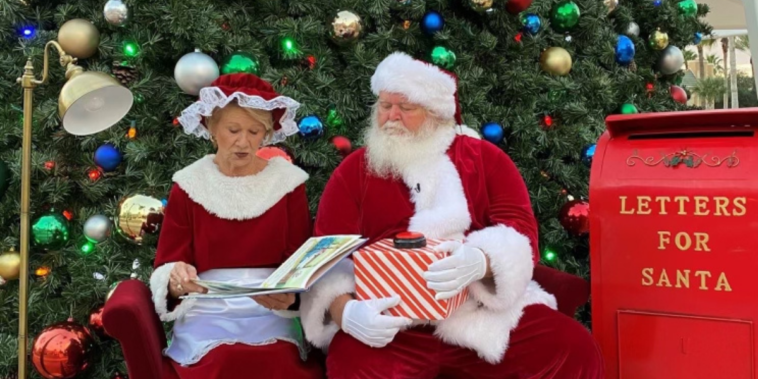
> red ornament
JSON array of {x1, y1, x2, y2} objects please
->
[
  {"x1": 559, "y1": 199, "x2": 590, "y2": 236},
  {"x1": 88, "y1": 305, "x2": 108, "y2": 338},
  {"x1": 670, "y1": 85, "x2": 688, "y2": 104},
  {"x1": 62, "y1": 210, "x2": 73, "y2": 221},
  {"x1": 646, "y1": 83, "x2": 655, "y2": 92},
  {"x1": 44, "y1": 161, "x2": 55, "y2": 170},
  {"x1": 88, "y1": 168, "x2": 102, "y2": 182},
  {"x1": 330, "y1": 136, "x2": 353, "y2": 158},
  {"x1": 222, "y1": 22, "x2": 230, "y2": 31},
  {"x1": 32, "y1": 319, "x2": 94, "y2": 379},
  {"x1": 172, "y1": 118, "x2": 180, "y2": 127},
  {"x1": 111, "y1": 373, "x2": 127, "y2": 379},
  {"x1": 542, "y1": 115, "x2": 554, "y2": 128},
  {"x1": 306, "y1": 55, "x2": 317, "y2": 70},
  {"x1": 506, "y1": 0, "x2": 533, "y2": 14},
  {"x1": 514, "y1": 32, "x2": 523, "y2": 43},
  {"x1": 256, "y1": 146, "x2": 293, "y2": 163}
]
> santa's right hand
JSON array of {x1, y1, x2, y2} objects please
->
[{"x1": 341, "y1": 296, "x2": 413, "y2": 348}]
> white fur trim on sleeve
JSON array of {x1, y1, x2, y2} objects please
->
[
  {"x1": 150, "y1": 262, "x2": 197, "y2": 322},
  {"x1": 299, "y1": 259, "x2": 355, "y2": 349},
  {"x1": 371, "y1": 52, "x2": 457, "y2": 120},
  {"x1": 464, "y1": 225, "x2": 534, "y2": 311}
]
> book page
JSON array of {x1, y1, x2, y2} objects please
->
[
  {"x1": 189, "y1": 235, "x2": 363, "y2": 295},
  {"x1": 260, "y1": 235, "x2": 363, "y2": 289}
]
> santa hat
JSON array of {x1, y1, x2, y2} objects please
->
[
  {"x1": 177, "y1": 73, "x2": 300, "y2": 145},
  {"x1": 370, "y1": 52, "x2": 463, "y2": 125}
]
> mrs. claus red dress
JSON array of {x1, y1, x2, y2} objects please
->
[{"x1": 150, "y1": 155, "x2": 323, "y2": 379}]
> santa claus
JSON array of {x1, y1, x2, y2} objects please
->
[{"x1": 300, "y1": 52, "x2": 604, "y2": 378}]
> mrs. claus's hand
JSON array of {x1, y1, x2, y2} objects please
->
[
  {"x1": 254, "y1": 293, "x2": 296, "y2": 310},
  {"x1": 424, "y1": 241, "x2": 487, "y2": 300}
]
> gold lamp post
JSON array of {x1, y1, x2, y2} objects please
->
[{"x1": 15, "y1": 19, "x2": 133, "y2": 379}]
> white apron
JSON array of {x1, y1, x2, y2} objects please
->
[{"x1": 164, "y1": 268, "x2": 300, "y2": 366}]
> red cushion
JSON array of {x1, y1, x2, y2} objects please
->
[
  {"x1": 103, "y1": 279, "x2": 179, "y2": 379},
  {"x1": 532, "y1": 265, "x2": 589, "y2": 317}
]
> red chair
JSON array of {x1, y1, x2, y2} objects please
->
[{"x1": 102, "y1": 265, "x2": 589, "y2": 379}]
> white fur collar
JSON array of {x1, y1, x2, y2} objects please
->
[
  {"x1": 401, "y1": 130, "x2": 473, "y2": 240},
  {"x1": 173, "y1": 155, "x2": 308, "y2": 220}
]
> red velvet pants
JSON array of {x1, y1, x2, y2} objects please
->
[
  {"x1": 327, "y1": 304, "x2": 604, "y2": 379},
  {"x1": 172, "y1": 341, "x2": 324, "y2": 379}
]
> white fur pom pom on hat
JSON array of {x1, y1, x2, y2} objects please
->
[{"x1": 371, "y1": 52, "x2": 458, "y2": 121}]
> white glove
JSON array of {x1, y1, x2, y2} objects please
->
[
  {"x1": 341, "y1": 296, "x2": 413, "y2": 348},
  {"x1": 424, "y1": 241, "x2": 488, "y2": 300}
]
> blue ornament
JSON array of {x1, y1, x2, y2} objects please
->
[
  {"x1": 615, "y1": 35, "x2": 635, "y2": 65},
  {"x1": 522, "y1": 14, "x2": 541, "y2": 35},
  {"x1": 693, "y1": 32, "x2": 703, "y2": 45},
  {"x1": 162, "y1": 198, "x2": 168, "y2": 207},
  {"x1": 653, "y1": 0, "x2": 662, "y2": 6},
  {"x1": 94, "y1": 143, "x2": 122, "y2": 172},
  {"x1": 582, "y1": 144, "x2": 596, "y2": 167},
  {"x1": 421, "y1": 11, "x2": 444, "y2": 35},
  {"x1": 298, "y1": 115, "x2": 324, "y2": 140},
  {"x1": 481, "y1": 122, "x2": 504, "y2": 144}
]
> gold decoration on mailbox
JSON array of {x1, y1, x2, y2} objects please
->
[{"x1": 626, "y1": 149, "x2": 740, "y2": 168}]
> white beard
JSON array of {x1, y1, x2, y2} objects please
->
[{"x1": 364, "y1": 114, "x2": 456, "y2": 179}]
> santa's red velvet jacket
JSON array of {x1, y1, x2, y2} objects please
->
[{"x1": 299, "y1": 126, "x2": 557, "y2": 364}]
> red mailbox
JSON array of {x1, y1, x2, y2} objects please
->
[{"x1": 590, "y1": 108, "x2": 758, "y2": 379}]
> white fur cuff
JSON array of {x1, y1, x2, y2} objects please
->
[
  {"x1": 150, "y1": 262, "x2": 197, "y2": 322},
  {"x1": 299, "y1": 259, "x2": 355, "y2": 349},
  {"x1": 464, "y1": 225, "x2": 534, "y2": 311}
]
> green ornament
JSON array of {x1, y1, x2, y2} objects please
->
[
  {"x1": 134, "y1": 93, "x2": 144, "y2": 104},
  {"x1": 220, "y1": 51, "x2": 260, "y2": 75},
  {"x1": 326, "y1": 105, "x2": 344, "y2": 128},
  {"x1": 431, "y1": 46, "x2": 456, "y2": 69},
  {"x1": 551, "y1": 1, "x2": 581, "y2": 32},
  {"x1": 0, "y1": 160, "x2": 9, "y2": 199},
  {"x1": 620, "y1": 103, "x2": 639, "y2": 114},
  {"x1": 677, "y1": 0, "x2": 697, "y2": 17},
  {"x1": 32, "y1": 213, "x2": 70, "y2": 250}
]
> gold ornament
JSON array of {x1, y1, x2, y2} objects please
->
[
  {"x1": 540, "y1": 47, "x2": 573, "y2": 76},
  {"x1": 331, "y1": 10, "x2": 363, "y2": 44},
  {"x1": 649, "y1": 29, "x2": 669, "y2": 50},
  {"x1": 604, "y1": 0, "x2": 618, "y2": 12},
  {"x1": 469, "y1": 0, "x2": 494, "y2": 12},
  {"x1": 0, "y1": 248, "x2": 21, "y2": 281},
  {"x1": 57, "y1": 19, "x2": 100, "y2": 59},
  {"x1": 115, "y1": 194, "x2": 164, "y2": 244}
]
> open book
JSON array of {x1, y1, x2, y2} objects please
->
[{"x1": 180, "y1": 235, "x2": 366, "y2": 299}]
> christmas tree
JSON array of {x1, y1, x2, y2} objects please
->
[{"x1": 0, "y1": 0, "x2": 709, "y2": 377}]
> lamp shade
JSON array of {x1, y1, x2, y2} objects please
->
[{"x1": 59, "y1": 71, "x2": 133, "y2": 136}]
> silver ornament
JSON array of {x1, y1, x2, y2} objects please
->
[
  {"x1": 84, "y1": 215, "x2": 112, "y2": 243},
  {"x1": 174, "y1": 49, "x2": 220, "y2": 96},
  {"x1": 103, "y1": 0, "x2": 129, "y2": 27},
  {"x1": 624, "y1": 22, "x2": 640, "y2": 37},
  {"x1": 93, "y1": 272, "x2": 105, "y2": 281},
  {"x1": 657, "y1": 45, "x2": 684, "y2": 75}
]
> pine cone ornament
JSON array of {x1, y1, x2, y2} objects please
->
[
  {"x1": 112, "y1": 62, "x2": 138, "y2": 86},
  {"x1": 628, "y1": 60, "x2": 638, "y2": 72}
]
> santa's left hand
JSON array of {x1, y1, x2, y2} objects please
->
[{"x1": 424, "y1": 241, "x2": 487, "y2": 300}]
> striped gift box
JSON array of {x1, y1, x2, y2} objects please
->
[{"x1": 354, "y1": 238, "x2": 469, "y2": 320}]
